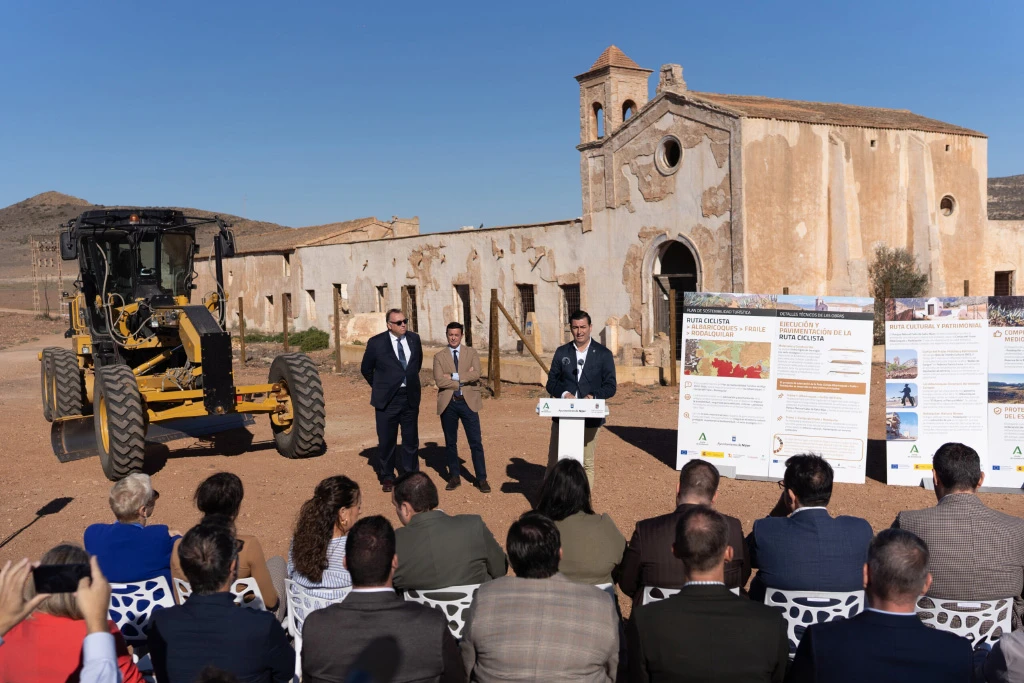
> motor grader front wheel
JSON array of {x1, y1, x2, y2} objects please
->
[
  {"x1": 94, "y1": 364, "x2": 146, "y2": 481},
  {"x1": 268, "y1": 353, "x2": 326, "y2": 459},
  {"x1": 40, "y1": 348, "x2": 84, "y2": 422}
]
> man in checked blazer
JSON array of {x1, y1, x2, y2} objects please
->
[
  {"x1": 433, "y1": 321, "x2": 489, "y2": 492},
  {"x1": 461, "y1": 512, "x2": 619, "y2": 683},
  {"x1": 893, "y1": 442, "x2": 1024, "y2": 628}
]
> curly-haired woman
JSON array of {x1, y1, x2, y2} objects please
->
[{"x1": 287, "y1": 475, "x2": 362, "y2": 598}]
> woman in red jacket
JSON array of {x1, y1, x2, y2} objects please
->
[{"x1": 0, "y1": 544, "x2": 143, "y2": 683}]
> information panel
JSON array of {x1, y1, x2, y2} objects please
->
[{"x1": 986, "y1": 297, "x2": 1024, "y2": 488}]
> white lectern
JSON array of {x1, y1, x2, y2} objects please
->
[{"x1": 536, "y1": 398, "x2": 609, "y2": 463}]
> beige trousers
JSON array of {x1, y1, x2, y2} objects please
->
[{"x1": 546, "y1": 420, "x2": 600, "y2": 488}]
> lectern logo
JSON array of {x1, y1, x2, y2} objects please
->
[
  {"x1": 542, "y1": 402, "x2": 549, "y2": 410},
  {"x1": 569, "y1": 403, "x2": 574, "y2": 409},
  {"x1": 910, "y1": 445, "x2": 919, "y2": 454},
  {"x1": 1015, "y1": 446, "x2": 1022, "y2": 455}
]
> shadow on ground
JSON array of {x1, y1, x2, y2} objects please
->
[
  {"x1": 0, "y1": 497, "x2": 74, "y2": 549},
  {"x1": 143, "y1": 429, "x2": 277, "y2": 475},
  {"x1": 604, "y1": 425, "x2": 676, "y2": 469},
  {"x1": 356, "y1": 441, "x2": 472, "y2": 484},
  {"x1": 501, "y1": 457, "x2": 546, "y2": 507}
]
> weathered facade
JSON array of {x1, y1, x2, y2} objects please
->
[{"x1": 200, "y1": 46, "x2": 1017, "y2": 365}]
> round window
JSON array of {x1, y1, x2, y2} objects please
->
[
  {"x1": 656, "y1": 136, "x2": 682, "y2": 175},
  {"x1": 940, "y1": 195, "x2": 956, "y2": 217}
]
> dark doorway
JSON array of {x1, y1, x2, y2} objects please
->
[
  {"x1": 455, "y1": 284, "x2": 473, "y2": 347},
  {"x1": 654, "y1": 241, "x2": 698, "y2": 359}
]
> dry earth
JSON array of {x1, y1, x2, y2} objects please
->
[{"x1": 1, "y1": 320, "x2": 1021, "y2": 615}]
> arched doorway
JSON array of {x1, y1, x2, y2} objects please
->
[{"x1": 653, "y1": 240, "x2": 699, "y2": 358}]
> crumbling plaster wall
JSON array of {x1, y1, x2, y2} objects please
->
[
  {"x1": 984, "y1": 220, "x2": 1024, "y2": 293},
  {"x1": 740, "y1": 119, "x2": 989, "y2": 296},
  {"x1": 197, "y1": 252, "x2": 295, "y2": 332}
]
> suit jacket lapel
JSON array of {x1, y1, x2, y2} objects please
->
[
  {"x1": 386, "y1": 334, "x2": 406, "y2": 371},
  {"x1": 580, "y1": 345, "x2": 598, "y2": 394}
]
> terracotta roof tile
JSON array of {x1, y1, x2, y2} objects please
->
[{"x1": 587, "y1": 46, "x2": 648, "y2": 72}]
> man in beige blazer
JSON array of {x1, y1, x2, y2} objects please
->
[{"x1": 433, "y1": 322, "x2": 489, "y2": 492}]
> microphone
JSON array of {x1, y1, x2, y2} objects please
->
[{"x1": 576, "y1": 358, "x2": 584, "y2": 377}]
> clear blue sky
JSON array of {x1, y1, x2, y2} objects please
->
[{"x1": 1, "y1": 0, "x2": 1020, "y2": 232}]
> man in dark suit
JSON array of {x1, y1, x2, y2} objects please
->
[
  {"x1": 148, "y1": 520, "x2": 294, "y2": 683},
  {"x1": 544, "y1": 309, "x2": 616, "y2": 488},
  {"x1": 746, "y1": 454, "x2": 873, "y2": 601},
  {"x1": 616, "y1": 459, "x2": 750, "y2": 605},
  {"x1": 893, "y1": 442, "x2": 1024, "y2": 629},
  {"x1": 301, "y1": 515, "x2": 466, "y2": 683},
  {"x1": 391, "y1": 472, "x2": 507, "y2": 592},
  {"x1": 627, "y1": 506, "x2": 788, "y2": 682},
  {"x1": 787, "y1": 529, "x2": 973, "y2": 683},
  {"x1": 361, "y1": 308, "x2": 424, "y2": 492}
]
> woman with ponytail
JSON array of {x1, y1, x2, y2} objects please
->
[{"x1": 287, "y1": 475, "x2": 362, "y2": 596}]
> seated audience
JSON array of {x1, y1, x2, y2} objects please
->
[
  {"x1": 984, "y1": 629, "x2": 1024, "y2": 683},
  {"x1": 392, "y1": 472, "x2": 507, "y2": 592},
  {"x1": 893, "y1": 442, "x2": 1024, "y2": 628},
  {"x1": 172, "y1": 472, "x2": 284, "y2": 615},
  {"x1": 148, "y1": 520, "x2": 294, "y2": 683},
  {"x1": 302, "y1": 515, "x2": 466, "y2": 683},
  {"x1": 288, "y1": 475, "x2": 361, "y2": 598},
  {"x1": 787, "y1": 529, "x2": 972, "y2": 683},
  {"x1": 84, "y1": 473, "x2": 180, "y2": 586},
  {"x1": 535, "y1": 459, "x2": 625, "y2": 586},
  {"x1": 627, "y1": 506, "x2": 787, "y2": 682},
  {"x1": 617, "y1": 459, "x2": 750, "y2": 603},
  {"x1": 746, "y1": 454, "x2": 873, "y2": 600},
  {"x1": 0, "y1": 546, "x2": 142, "y2": 683},
  {"x1": 461, "y1": 511, "x2": 620, "y2": 682}
]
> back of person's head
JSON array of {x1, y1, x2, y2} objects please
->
[
  {"x1": 673, "y1": 505, "x2": 730, "y2": 574},
  {"x1": 194, "y1": 472, "x2": 244, "y2": 520},
  {"x1": 179, "y1": 519, "x2": 237, "y2": 595},
  {"x1": 932, "y1": 442, "x2": 982, "y2": 492},
  {"x1": 507, "y1": 511, "x2": 561, "y2": 579},
  {"x1": 109, "y1": 472, "x2": 156, "y2": 522},
  {"x1": 783, "y1": 454, "x2": 833, "y2": 507},
  {"x1": 867, "y1": 529, "x2": 930, "y2": 602},
  {"x1": 536, "y1": 459, "x2": 593, "y2": 522},
  {"x1": 292, "y1": 475, "x2": 360, "y2": 583},
  {"x1": 195, "y1": 666, "x2": 240, "y2": 683},
  {"x1": 30, "y1": 544, "x2": 89, "y2": 619},
  {"x1": 393, "y1": 471, "x2": 439, "y2": 513},
  {"x1": 346, "y1": 516, "x2": 396, "y2": 587},
  {"x1": 678, "y1": 460, "x2": 720, "y2": 504}
]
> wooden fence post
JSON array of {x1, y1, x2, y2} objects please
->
[
  {"x1": 964, "y1": 279, "x2": 970, "y2": 296},
  {"x1": 237, "y1": 299, "x2": 246, "y2": 364},
  {"x1": 282, "y1": 295, "x2": 290, "y2": 352},
  {"x1": 495, "y1": 300, "x2": 549, "y2": 374},
  {"x1": 669, "y1": 289, "x2": 678, "y2": 387},
  {"x1": 489, "y1": 289, "x2": 500, "y2": 398},
  {"x1": 333, "y1": 286, "x2": 342, "y2": 373}
]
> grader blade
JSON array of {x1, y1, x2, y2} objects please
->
[{"x1": 50, "y1": 415, "x2": 99, "y2": 462}]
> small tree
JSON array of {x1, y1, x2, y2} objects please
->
[{"x1": 869, "y1": 245, "x2": 929, "y2": 344}]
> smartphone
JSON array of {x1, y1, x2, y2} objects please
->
[{"x1": 32, "y1": 563, "x2": 91, "y2": 593}]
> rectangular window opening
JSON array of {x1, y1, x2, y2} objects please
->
[
  {"x1": 401, "y1": 285, "x2": 418, "y2": 332},
  {"x1": 283, "y1": 254, "x2": 291, "y2": 277},
  {"x1": 376, "y1": 285, "x2": 388, "y2": 313},
  {"x1": 995, "y1": 271, "x2": 1015, "y2": 297},
  {"x1": 454, "y1": 284, "x2": 473, "y2": 347},
  {"x1": 560, "y1": 284, "x2": 581, "y2": 344},
  {"x1": 516, "y1": 284, "x2": 536, "y2": 353},
  {"x1": 305, "y1": 289, "x2": 316, "y2": 319}
]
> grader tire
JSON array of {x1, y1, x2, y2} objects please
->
[
  {"x1": 40, "y1": 348, "x2": 56, "y2": 422},
  {"x1": 51, "y1": 348, "x2": 84, "y2": 419},
  {"x1": 94, "y1": 365, "x2": 146, "y2": 481},
  {"x1": 269, "y1": 353, "x2": 326, "y2": 459}
]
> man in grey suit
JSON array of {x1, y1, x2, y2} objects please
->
[
  {"x1": 893, "y1": 442, "x2": 1024, "y2": 628},
  {"x1": 301, "y1": 515, "x2": 466, "y2": 683},
  {"x1": 392, "y1": 472, "x2": 507, "y2": 592},
  {"x1": 460, "y1": 511, "x2": 619, "y2": 683}
]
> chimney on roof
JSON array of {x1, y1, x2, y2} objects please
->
[{"x1": 657, "y1": 64, "x2": 686, "y2": 95}]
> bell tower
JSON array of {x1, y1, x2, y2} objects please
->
[{"x1": 575, "y1": 46, "x2": 652, "y2": 144}]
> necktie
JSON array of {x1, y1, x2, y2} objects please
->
[
  {"x1": 397, "y1": 337, "x2": 408, "y2": 369},
  {"x1": 453, "y1": 349, "x2": 462, "y2": 397}
]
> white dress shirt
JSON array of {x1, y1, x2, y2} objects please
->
[
  {"x1": 389, "y1": 332, "x2": 411, "y2": 387},
  {"x1": 449, "y1": 345, "x2": 461, "y2": 382},
  {"x1": 565, "y1": 341, "x2": 590, "y2": 398}
]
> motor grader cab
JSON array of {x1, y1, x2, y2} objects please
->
[{"x1": 43, "y1": 209, "x2": 326, "y2": 480}]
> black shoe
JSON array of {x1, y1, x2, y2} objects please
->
[
  {"x1": 477, "y1": 479, "x2": 491, "y2": 494},
  {"x1": 446, "y1": 476, "x2": 462, "y2": 491},
  {"x1": 382, "y1": 478, "x2": 395, "y2": 493}
]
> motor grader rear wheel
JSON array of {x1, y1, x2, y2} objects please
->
[
  {"x1": 94, "y1": 364, "x2": 146, "y2": 481},
  {"x1": 268, "y1": 353, "x2": 326, "y2": 459},
  {"x1": 50, "y1": 348, "x2": 84, "y2": 419},
  {"x1": 40, "y1": 348, "x2": 56, "y2": 422}
]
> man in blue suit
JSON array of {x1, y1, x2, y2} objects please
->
[
  {"x1": 786, "y1": 529, "x2": 973, "y2": 683},
  {"x1": 361, "y1": 308, "x2": 423, "y2": 492},
  {"x1": 746, "y1": 454, "x2": 873, "y2": 601},
  {"x1": 544, "y1": 310, "x2": 616, "y2": 488}
]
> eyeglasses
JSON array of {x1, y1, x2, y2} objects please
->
[
  {"x1": 777, "y1": 480, "x2": 787, "y2": 491},
  {"x1": 233, "y1": 538, "x2": 245, "y2": 554},
  {"x1": 389, "y1": 319, "x2": 408, "y2": 326}
]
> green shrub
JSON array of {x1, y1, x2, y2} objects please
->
[
  {"x1": 244, "y1": 326, "x2": 330, "y2": 352},
  {"x1": 869, "y1": 245, "x2": 929, "y2": 345}
]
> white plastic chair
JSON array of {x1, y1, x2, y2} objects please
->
[
  {"x1": 108, "y1": 576, "x2": 176, "y2": 643},
  {"x1": 403, "y1": 584, "x2": 480, "y2": 640},
  {"x1": 285, "y1": 579, "x2": 351, "y2": 680},
  {"x1": 174, "y1": 576, "x2": 267, "y2": 610},
  {"x1": 640, "y1": 585, "x2": 740, "y2": 605},
  {"x1": 764, "y1": 589, "x2": 865, "y2": 658},
  {"x1": 915, "y1": 596, "x2": 1013, "y2": 646}
]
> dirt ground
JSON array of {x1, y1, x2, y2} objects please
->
[{"x1": 1, "y1": 322, "x2": 1021, "y2": 615}]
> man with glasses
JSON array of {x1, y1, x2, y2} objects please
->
[{"x1": 362, "y1": 308, "x2": 424, "y2": 492}]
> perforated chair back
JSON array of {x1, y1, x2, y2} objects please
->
[
  {"x1": 108, "y1": 577, "x2": 176, "y2": 643},
  {"x1": 640, "y1": 585, "x2": 740, "y2": 605},
  {"x1": 403, "y1": 584, "x2": 480, "y2": 639},
  {"x1": 916, "y1": 596, "x2": 1013, "y2": 646},
  {"x1": 285, "y1": 579, "x2": 351, "y2": 680},
  {"x1": 173, "y1": 577, "x2": 267, "y2": 610},
  {"x1": 764, "y1": 589, "x2": 865, "y2": 658}
]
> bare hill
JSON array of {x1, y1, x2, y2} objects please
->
[{"x1": 989, "y1": 174, "x2": 1024, "y2": 221}]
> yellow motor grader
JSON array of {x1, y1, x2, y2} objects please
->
[{"x1": 43, "y1": 208, "x2": 326, "y2": 480}]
